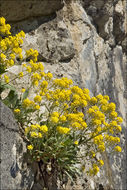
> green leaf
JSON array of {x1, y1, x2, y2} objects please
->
[
  {"x1": 64, "y1": 170, "x2": 74, "y2": 183},
  {"x1": 26, "y1": 108, "x2": 35, "y2": 113},
  {"x1": 0, "y1": 86, "x2": 5, "y2": 96},
  {"x1": 2, "y1": 89, "x2": 18, "y2": 108},
  {"x1": 0, "y1": 81, "x2": 16, "y2": 91},
  {"x1": 0, "y1": 66, "x2": 6, "y2": 75},
  {"x1": 22, "y1": 89, "x2": 29, "y2": 100}
]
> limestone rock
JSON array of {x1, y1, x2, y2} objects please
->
[
  {"x1": 0, "y1": 101, "x2": 34, "y2": 190},
  {"x1": 0, "y1": 0, "x2": 64, "y2": 22}
]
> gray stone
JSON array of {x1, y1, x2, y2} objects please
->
[{"x1": 0, "y1": 101, "x2": 34, "y2": 190}]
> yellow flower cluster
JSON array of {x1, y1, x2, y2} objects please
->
[
  {"x1": 1, "y1": 17, "x2": 123, "y2": 179},
  {"x1": 14, "y1": 109, "x2": 20, "y2": 113},
  {"x1": 98, "y1": 159, "x2": 104, "y2": 166},
  {"x1": 34, "y1": 95, "x2": 42, "y2": 103},
  {"x1": 88, "y1": 158, "x2": 104, "y2": 176},
  {"x1": 93, "y1": 135, "x2": 105, "y2": 152},
  {"x1": 50, "y1": 112, "x2": 59, "y2": 123},
  {"x1": 19, "y1": 68, "x2": 122, "y2": 165},
  {"x1": 53, "y1": 77, "x2": 73, "y2": 88},
  {"x1": 57, "y1": 126, "x2": 70, "y2": 134},
  {"x1": 4, "y1": 75, "x2": 9, "y2": 83},
  {"x1": 114, "y1": 146, "x2": 122, "y2": 152},
  {"x1": 104, "y1": 135, "x2": 120, "y2": 144},
  {"x1": 25, "y1": 124, "x2": 48, "y2": 139},
  {"x1": 22, "y1": 98, "x2": 34, "y2": 108},
  {"x1": 26, "y1": 49, "x2": 38, "y2": 62},
  {"x1": 89, "y1": 164, "x2": 100, "y2": 176},
  {"x1": 0, "y1": 17, "x2": 44, "y2": 92},
  {"x1": 0, "y1": 18, "x2": 26, "y2": 85},
  {"x1": 27, "y1": 145, "x2": 33, "y2": 150},
  {"x1": 40, "y1": 125, "x2": 48, "y2": 133},
  {"x1": 0, "y1": 17, "x2": 11, "y2": 35}
]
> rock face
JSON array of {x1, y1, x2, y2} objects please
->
[
  {"x1": 0, "y1": 101, "x2": 34, "y2": 190},
  {"x1": 0, "y1": 0, "x2": 64, "y2": 22},
  {"x1": 0, "y1": 0, "x2": 126, "y2": 189}
]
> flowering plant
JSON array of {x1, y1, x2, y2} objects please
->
[{"x1": 0, "y1": 17, "x2": 123, "y2": 188}]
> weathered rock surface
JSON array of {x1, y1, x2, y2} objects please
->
[
  {"x1": 0, "y1": 101, "x2": 34, "y2": 190},
  {"x1": 0, "y1": 0, "x2": 64, "y2": 22},
  {"x1": 1, "y1": 0, "x2": 127, "y2": 189}
]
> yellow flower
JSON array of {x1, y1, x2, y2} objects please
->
[
  {"x1": 30, "y1": 124, "x2": 38, "y2": 130},
  {"x1": 98, "y1": 160, "x2": 104, "y2": 166},
  {"x1": 110, "y1": 111, "x2": 118, "y2": 118},
  {"x1": 98, "y1": 144, "x2": 105, "y2": 152},
  {"x1": 18, "y1": 30, "x2": 25, "y2": 38},
  {"x1": 101, "y1": 105, "x2": 107, "y2": 112},
  {"x1": 57, "y1": 126, "x2": 70, "y2": 134},
  {"x1": 26, "y1": 66, "x2": 31, "y2": 73},
  {"x1": 40, "y1": 125, "x2": 48, "y2": 133},
  {"x1": 51, "y1": 116, "x2": 59, "y2": 123},
  {"x1": 33, "y1": 80, "x2": 39, "y2": 86},
  {"x1": 92, "y1": 119, "x2": 102, "y2": 126},
  {"x1": 34, "y1": 105, "x2": 40, "y2": 110},
  {"x1": 103, "y1": 95, "x2": 109, "y2": 101},
  {"x1": 21, "y1": 88, "x2": 26, "y2": 93},
  {"x1": 0, "y1": 53, "x2": 6, "y2": 61},
  {"x1": 18, "y1": 72, "x2": 24, "y2": 78},
  {"x1": 46, "y1": 93, "x2": 51, "y2": 100},
  {"x1": 114, "y1": 146, "x2": 122, "y2": 152},
  {"x1": 91, "y1": 151, "x2": 96, "y2": 158},
  {"x1": 23, "y1": 63, "x2": 27, "y2": 67},
  {"x1": 45, "y1": 72, "x2": 53, "y2": 80},
  {"x1": 83, "y1": 88, "x2": 89, "y2": 94},
  {"x1": 100, "y1": 99, "x2": 108, "y2": 105},
  {"x1": 14, "y1": 109, "x2": 20, "y2": 113},
  {"x1": 116, "y1": 117, "x2": 123, "y2": 123},
  {"x1": 108, "y1": 102, "x2": 116, "y2": 111},
  {"x1": 40, "y1": 91, "x2": 45, "y2": 96},
  {"x1": 32, "y1": 73, "x2": 41, "y2": 80},
  {"x1": 41, "y1": 80, "x2": 48, "y2": 88},
  {"x1": 40, "y1": 71, "x2": 45, "y2": 77},
  {"x1": 22, "y1": 98, "x2": 31, "y2": 107},
  {"x1": 27, "y1": 145, "x2": 33, "y2": 150},
  {"x1": 9, "y1": 59, "x2": 14, "y2": 66},
  {"x1": 38, "y1": 62, "x2": 44, "y2": 71},
  {"x1": 93, "y1": 164, "x2": 99, "y2": 175},
  {"x1": 82, "y1": 100, "x2": 87, "y2": 107},
  {"x1": 96, "y1": 94, "x2": 103, "y2": 100},
  {"x1": 59, "y1": 115, "x2": 66, "y2": 122},
  {"x1": 4, "y1": 75, "x2": 9, "y2": 83},
  {"x1": 38, "y1": 132, "x2": 42, "y2": 138},
  {"x1": 31, "y1": 132, "x2": 38, "y2": 138},
  {"x1": 89, "y1": 164, "x2": 99, "y2": 176},
  {"x1": 109, "y1": 120, "x2": 117, "y2": 127},
  {"x1": 19, "y1": 53, "x2": 23, "y2": 60},
  {"x1": 114, "y1": 137, "x2": 120, "y2": 143},
  {"x1": 34, "y1": 95, "x2": 42, "y2": 103},
  {"x1": 74, "y1": 141, "x2": 78, "y2": 145},
  {"x1": 63, "y1": 103, "x2": 69, "y2": 110},
  {"x1": 0, "y1": 17, "x2": 6, "y2": 25},
  {"x1": 52, "y1": 112, "x2": 59, "y2": 118},
  {"x1": 25, "y1": 127, "x2": 30, "y2": 135},
  {"x1": 72, "y1": 122, "x2": 82, "y2": 129},
  {"x1": 90, "y1": 97, "x2": 97, "y2": 104},
  {"x1": 116, "y1": 125, "x2": 122, "y2": 132}
]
